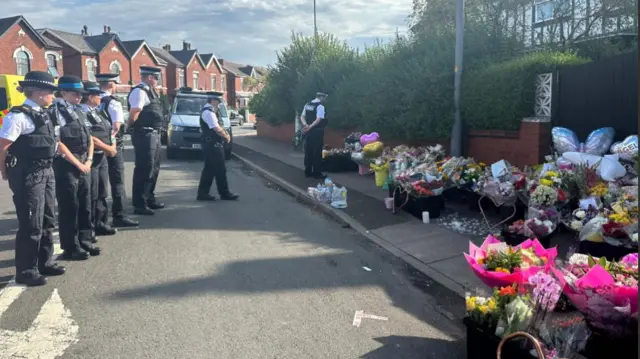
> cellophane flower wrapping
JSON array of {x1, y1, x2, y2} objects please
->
[
  {"x1": 551, "y1": 253, "x2": 638, "y2": 338},
  {"x1": 524, "y1": 206, "x2": 558, "y2": 238},
  {"x1": 464, "y1": 235, "x2": 558, "y2": 288}
]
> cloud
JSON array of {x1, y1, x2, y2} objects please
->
[{"x1": 3, "y1": 0, "x2": 413, "y2": 66}]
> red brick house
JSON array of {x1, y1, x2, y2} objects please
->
[
  {"x1": 0, "y1": 15, "x2": 63, "y2": 77},
  {"x1": 122, "y1": 40, "x2": 167, "y2": 93},
  {"x1": 219, "y1": 60, "x2": 267, "y2": 111},
  {"x1": 150, "y1": 45, "x2": 185, "y2": 101},
  {"x1": 199, "y1": 53, "x2": 226, "y2": 99},
  {"x1": 169, "y1": 42, "x2": 208, "y2": 92},
  {"x1": 39, "y1": 25, "x2": 131, "y2": 94}
]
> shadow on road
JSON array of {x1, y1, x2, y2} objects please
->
[{"x1": 361, "y1": 335, "x2": 466, "y2": 359}]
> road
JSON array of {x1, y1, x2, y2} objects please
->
[{"x1": 0, "y1": 125, "x2": 465, "y2": 359}]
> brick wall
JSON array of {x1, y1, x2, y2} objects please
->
[
  {"x1": 98, "y1": 39, "x2": 130, "y2": 93},
  {"x1": 185, "y1": 57, "x2": 206, "y2": 91},
  {"x1": 129, "y1": 45, "x2": 167, "y2": 93},
  {"x1": 204, "y1": 61, "x2": 223, "y2": 93},
  {"x1": 0, "y1": 23, "x2": 61, "y2": 75},
  {"x1": 256, "y1": 119, "x2": 551, "y2": 168}
]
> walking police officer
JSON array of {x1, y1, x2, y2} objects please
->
[
  {"x1": 197, "y1": 92, "x2": 238, "y2": 201},
  {"x1": 79, "y1": 81, "x2": 117, "y2": 237},
  {"x1": 0, "y1": 71, "x2": 65, "y2": 286},
  {"x1": 300, "y1": 92, "x2": 328, "y2": 179},
  {"x1": 52, "y1": 75, "x2": 100, "y2": 259},
  {"x1": 127, "y1": 66, "x2": 165, "y2": 215},
  {"x1": 96, "y1": 73, "x2": 138, "y2": 228}
]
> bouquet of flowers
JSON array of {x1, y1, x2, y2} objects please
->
[
  {"x1": 530, "y1": 185, "x2": 558, "y2": 208},
  {"x1": 465, "y1": 294, "x2": 499, "y2": 329},
  {"x1": 409, "y1": 178, "x2": 444, "y2": 197},
  {"x1": 524, "y1": 206, "x2": 558, "y2": 238},
  {"x1": 458, "y1": 162, "x2": 485, "y2": 188},
  {"x1": 465, "y1": 235, "x2": 557, "y2": 288},
  {"x1": 552, "y1": 253, "x2": 638, "y2": 337},
  {"x1": 563, "y1": 206, "x2": 599, "y2": 232},
  {"x1": 537, "y1": 315, "x2": 591, "y2": 359}
]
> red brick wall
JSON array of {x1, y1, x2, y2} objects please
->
[
  {"x1": 97, "y1": 39, "x2": 129, "y2": 94},
  {"x1": 204, "y1": 61, "x2": 223, "y2": 92},
  {"x1": 129, "y1": 45, "x2": 167, "y2": 93},
  {"x1": 256, "y1": 119, "x2": 551, "y2": 168},
  {"x1": 185, "y1": 57, "x2": 206, "y2": 91},
  {"x1": 0, "y1": 23, "x2": 60, "y2": 75}
]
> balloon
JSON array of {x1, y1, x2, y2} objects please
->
[
  {"x1": 610, "y1": 135, "x2": 638, "y2": 161},
  {"x1": 561, "y1": 152, "x2": 626, "y2": 182},
  {"x1": 360, "y1": 132, "x2": 379, "y2": 146},
  {"x1": 551, "y1": 127, "x2": 615, "y2": 156}
]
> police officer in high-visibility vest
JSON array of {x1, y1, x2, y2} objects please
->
[
  {"x1": 196, "y1": 92, "x2": 238, "y2": 201},
  {"x1": 0, "y1": 71, "x2": 65, "y2": 286},
  {"x1": 127, "y1": 66, "x2": 165, "y2": 215},
  {"x1": 300, "y1": 92, "x2": 328, "y2": 179},
  {"x1": 52, "y1": 75, "x2": 100, "y2": 259},
  {"x1": 79, "y1": 81, "x2": 117, "y2": 237},
  {"x1": 96, "y1": 73, "x2": 138, "y2": 228}
]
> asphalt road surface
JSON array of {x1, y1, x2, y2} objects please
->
[{"x1": 0, "y1": 126, "x2": 465, "y2": 359}]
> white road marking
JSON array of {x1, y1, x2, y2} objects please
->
[
  {"x1": 0, "y1": 285, "x2": 79, "y2": 359},
  {"x1": 361, "y1": 313, "x2": 389, "y2": 321},
  {"x1": 352, "y1": 310, "x2": 389, "y2": 328}
]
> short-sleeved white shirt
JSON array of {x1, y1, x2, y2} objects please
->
[
  {"x1": 100, "y1": 91, "x2": 124, "y2": 125},
  {"x1": 0, "y1": 99, "x2": 60, "y2": 150},
  {"x1": 128, "y1": 83, "x2": 151, "y2": 110},
  {"x1": 201, "y1": 104, "x2": 220, "y2": 130},
  {"x1": 300, "y1": 98, "x2": 325, "y2": 120}
]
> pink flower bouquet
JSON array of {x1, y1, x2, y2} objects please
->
[
  {"x1": 464, "y1": 235, "x2": 558, "y2": 288},
  {"x1": 552, "y1": 253, "x2": 638, "y2": 337}
]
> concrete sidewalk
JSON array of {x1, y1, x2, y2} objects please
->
[{"x1": 232, "y1": 133, "x2": 486, "y2": 297}]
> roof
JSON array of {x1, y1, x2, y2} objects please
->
[
  {"x1": 0, "y1": 16, "x2": 60, "y2": 49},
  {"x1": 150, "y1": 46, "x2": 184, "y2": 67},
  {"x1": 222, "y1": 61, "x2": 266, "y2": 78},
  {"x1": 122, "y1": 40, "x2": 166, "y2": 66},
  {"x1": 36, "y1": 29, "x2": 63, "y2": 49},
  {"x1": 199, "y1": 53, "x2": 224, "y2": 73},
  {"x1": 169, "y1": 49, "x2": 206, "y2": 69},
  {"x1": 40, "y1": 28, "x2": 97, "y2": 54}
]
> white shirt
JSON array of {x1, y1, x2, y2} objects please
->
[
  {"x1": 201, "y1": 104, "x2": 220, "y2": 130},
  {"x1": 300, "y1": 98, "x2": 325, "y2": 120},
  {"x1": 0, "y1": 99, "x2": 61, "y2": 142},
  {"x1": 127, "y1": 83, "x2": 152, "y2": 110},
  {"x1": 100, "y1": 91, "x2": 124, "y2": 126}
]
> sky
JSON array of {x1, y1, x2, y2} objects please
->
[{"x1": 3, "y1": 0, "x2": 414, "y2": 67}]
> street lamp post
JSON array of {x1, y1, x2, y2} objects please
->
[
  {"x1": 450, "y1": 0, "x2": 465, "y2": 157},
  {"x1": 313, "y1": 0, "x2": 318, "y2": 40}
]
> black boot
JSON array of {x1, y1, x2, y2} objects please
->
[
  {"x1": 15, "y1": 272, "x2": 47, "y2": 286},
  {"x1": 134, "y1": 207, "x2": 155, "y2": 215},
  {"x1": 220, "y1": 193, "x2": 239, "y2": 201},
  {"x1": 95, "y1": 224, "x2": 117, "y2": 236},
  {"x1": 60, "y1": 249, "x2": 90, "y2": 261},
  {"x1": 197, "y1": 194, "x2": 217, "y2": 201},
  {"x1": 113, "y1": 216, "x2": 139, "y2": 228},
  {"x1": 39, "y1": 263, "x2": 66, "y2": 276}
]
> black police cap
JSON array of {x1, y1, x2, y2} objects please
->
[{"x1": 18, "y1": 71, "x2": 57, "y2": 90}]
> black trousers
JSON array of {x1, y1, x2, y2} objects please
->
[
  {"x1": 7, "y1": 162, "x2": 55, "y2": 276},
  {"x1": 131, "y1": 130, "x2": 161, "y2": 208},
  {"x1": 91, "y1": 153, "x2": 109, "y2": 229},
  {"x1": 53, "y1": 159, "x2": 93, "y2": 252},
  {"x1": 304, "y1": 129, "x2": 324, "y2": 175},
  {"x1": 107, "y1": 141, "x2": 126, "y2": 217},
  {"x1": 197, "y1": 141, "x2": 229, "y2": 196}
]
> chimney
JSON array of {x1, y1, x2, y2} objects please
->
[
  {"x1": 103, "y1": 25, "x2": 108, "y2": 33},
  {"x1": 107, "y1": 26, "x2": 111, "y2": 33},
  {"x1": 218, "y1": 58, "x2": 224, "y2": 65},
  {"x1": 182, "y1": 41, "x2": 191, "y2": 50},
  {"x1": 162, "y1": 44, "x2": 171, "y2": 51},
  {"x1": 81, "y1": 25, "x2": 88, "y2": 35}
]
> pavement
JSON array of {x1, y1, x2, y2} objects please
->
[
  {"x1": 231, "y1": 128, "x2": 577, "y2": 298},
  {"x1": 0, "y1": 124, "x2": 466, "y2": 358}
]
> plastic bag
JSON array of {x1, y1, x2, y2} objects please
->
[
  {"x1": 579, "y1": 216, "x2": 608, "y2": 243},
  {"x1": 331, "y1": 187, "x2": 348, "y2": 208},
  {"x1": 371, "y1": 162, "x2": 389, "y2": 187}
]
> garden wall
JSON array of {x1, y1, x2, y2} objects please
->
[{"x1": 256, "y1": 118, "x2": 551, "y2": 168}]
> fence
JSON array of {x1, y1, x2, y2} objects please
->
[{"x1": 551, "y1": 50, "x2": 638, "y2": 142}]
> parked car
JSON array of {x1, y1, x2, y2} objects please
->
[
  {"x1": 229, "y1": 109, "x2": 245, "y2": 126},
  {"x1": 166, "y1": 88, "x2": 233, "y2": 160}
]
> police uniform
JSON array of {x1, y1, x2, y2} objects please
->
[
  {"x1": 301, "y1": 92, "x2": 328, "y2": 178},
  {"x1": 197, "y1": 92, "x2": 238, "y2": 201},
  {"x1": 95, "y1": 73, "x2": 138, "y2": 228},
  {"x1": 0, "y1": 71, "x2": 65, "y2": 286},
  {"x1": 51, "y1": 75, "x2": 100, "y2": 259},
  {"x1": 127, "y1": 66, "x2": 165, "y2": 214},
  {"x1": 80, "y1": 81, "x2": 117, "y2": 238}
]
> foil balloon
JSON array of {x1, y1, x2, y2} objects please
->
[
  {"x1": 610, "y1": 135, "x2": 638, "y2": 161},
  {"x1": 551, "y1": 127, "x2": 615, "y2": 156},
  {"x1": 360, "y1": 132, "x2": 379, "y2": 147},
  {"x1": 562, "y1": 152, "x2": 626, "y2": 182}
]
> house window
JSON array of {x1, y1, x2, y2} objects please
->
[
  {"x1": 211, "y1": 75, "x2": 216, "y2": 90},
  {"x1": 110, "y1": 61, "x2": 121, "y2": 75},
  {"x1": 86, "y1": 59, "x2": 97, "y2": 81},
  {"x1": 534, "y1": 0, "x2": 568, "y2": 24},
  {"x1": 193, "y1": 72, "x2": 199, "y2": 89},
  {"x1": 178, "y1": 69, "x2": 185, "y2": 88},
  {"x1": 46, "y1": 54, "x2": 59, "y2": 78},
  {"x1": 221, "y1": 75, "x2": 226, "y2": 90},
  {"x1": 157, "y1": 72, "x2": 163, "y2": 87},
  {"x1": 15, "y1": 51, "x2": 30, "y2": 76},
  {"x1": 239, "y1": 77, "x2": 244, "y2": 90}
]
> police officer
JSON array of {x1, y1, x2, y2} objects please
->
[
  {"x1": 52, "y1": 75, "x2": 100, "y2": 259},
  {"x1": 197, "y1": 92, "x2": 238, "y2": 201},
  {"x1": 95, "y1": 73, "x2": 138, "y2": 228},
  {"x1": 127, "y1": 66, "x2": 165, "y2": 215},
  {"x1": 300, "y1": 92, "x2": 328, "y2": 179},
  {"x1": 0, "y1": 71, "x2": 65, "y2": 286},
  {"x1": 79, "y1": 81, "x2": 117, "y2": 237}
]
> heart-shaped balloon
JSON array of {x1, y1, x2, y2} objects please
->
[
  {"x1": 610, "y1": 135, "x2": 638, "y2": 161},
  {"x1": 360, "y1": 132, "x2": 380, "y2": 146}
]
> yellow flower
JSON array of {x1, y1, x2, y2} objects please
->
[
  {"x1": 589, "y1": 183, "x2": 608, "y2": 197},
  {"x1": 609, "y1": 212, "x2": 632, "y2": 225},
  {"x1": 487, "y1": 299, "x2": 496, "y2": 310},
  {"x1": 477, "y1": 257, "x2": 484, "y2": 265},
  {"x1": 478, "y1": 162, "x2": 486, "y2": 167},
  {"x1": 466, "y1": 297, "x2": 476, "y2": 312},
  {"x1": 540, "y1": 179, "x2": 553, "y2": 186},
  {"x1": 495, "y1": 267, "x2": 510, "y2": 274},
  {"x1": 545, "y1": 171, "x2": 559, "y2": 178},
  {"x1": 478, "y1": 305, "x2": 489, "y2": 314}
]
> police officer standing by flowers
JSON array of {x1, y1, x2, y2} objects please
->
[
  {"x1": 197, "y1": 92, "x2": 238, "y2": 201},
  {"x1": 79, "y1": 81, "x2": 117, "y2": 237},
  {"x1": 300, "y1": 92, "x2": 328, "y2": 179},
  {"x1": 0, "y1": 71, "x2": 65, "y2": 286},
  {"x1": 96, "y1": 73, "x2": 138, "y2": 228},
  {"x1": 127, "y1": 66, "x2": 165, "y2": 215},
  {"x1": 52, "y1": 75, "x2": 100, "y2": 259}
]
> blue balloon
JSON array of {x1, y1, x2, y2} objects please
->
[
  {"x1": 610, "y1": 135, "x2": 638, "y2": 161},
  {"x1": 551, "y1": 127, "x2": 615, "y2": 156}
]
